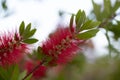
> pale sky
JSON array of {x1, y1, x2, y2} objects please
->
[{"x1": 0, "y1": 0, "x2": 94, "y2": 40}]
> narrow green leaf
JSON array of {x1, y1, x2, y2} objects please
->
[
  {"x1": 23, "y1": 38, "x2": 38, "y2": 44},
  {"x1": 80, "y1": 20, "x2": 92, "y2": 31},
  {"x1": 6, "y1": 65, "x2": 15, "y2": 79},
  {"x1": 69, "y1": 14, "x2": 74, "y2": 31},
  {"x1": 0, "y1": 65, "x2": 15, "y2": 79},
  {"x1": 103, "y1": 0, "x2": 112, "y2": 15},
  {"x1": 26, "y1": 23, "x2": 31, "y2": 32},
  {"x1": 76, "y1": 29, "x2": 99, "y2": 40},
  {"x1": 92, "y1": 0, "x2": 102, "y2": 21},
  {"x1": 24, "y1": 29, "x2": 36, "y2": 39},
  {"x1": 77, "y1": 11, "x2": 86, "y2": 25},
  {"x1": 19, "y1": 21, "x2": 25, "y2": 35},
  {"x1": 112, "y1": 0, "x2": 120, "y2": 13},
  {"x1": 76, "y1": 10, "x2": 86, "y2": 32},
  {"x1": 37, "y1": 46, "x2": 45, "y2": 60},
  {"x1": 18, "y1": 70, "x2": 27, "y2": 80},
  {"x1": 0, "y1": 67, "x2": 7, "y2": 80},
  {"x1": 76, "y1": 10, "x2": 81, "y2": 24},
  {"x1": 37, "y1": 47, "x2": 47, "y2": 60},
  {"x1": 22, "y1": 23, "x2": 31, "y2": 39},
  {"x1": 10, "y1": 65, "x2": 19, "y2": 80},
  {"x1": 80, "y1": 20, "x2": 100, "y2": 31}
]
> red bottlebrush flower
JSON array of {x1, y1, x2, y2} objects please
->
[
  {"x1": 0, "y1": 32, "x2": 27, "y2": 66},
  {"x1": 25, "y1": 61, "x2": 47, "y2": 79},
  {"x1": 42, "y1": 27, "x2": 83, "y2": 65}
]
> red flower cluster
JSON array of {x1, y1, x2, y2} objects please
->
[
  {"x1": 42, "y1": 27, "x2": 83, "y2": 65},
  {"x1": 25, "y1": 61, "x2": 47, "y2": 79},
  {"x1": 0, "y1": 33, "x2": 27, "y2": 66}
]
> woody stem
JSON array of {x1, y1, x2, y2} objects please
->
[{"x1": 22, "y1": 60, "x2": 45, "y2": 80}]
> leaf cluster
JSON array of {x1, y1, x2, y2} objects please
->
[
  {"x1": 92, "y1": 0, "x2": 120, "y2": 56},
  {"x1": 19, "y1": 21, "x2": 38, "y2": 44},
  {"x1": 108, "y1": 21, "x2": 120, "y2": 40},
  {"x1": 92, "y1": 0, "x2": 120, "y2": 21},
  {"x1": 69, "y1": 10, "x2": 100, "y2": 40},
  {"x1": 0, "y1": 65, "x2": 31, "y2": 80}
]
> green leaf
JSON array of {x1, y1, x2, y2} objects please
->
[
  {"x1": 6, "y1": 65, "x2": 14, "y2": 79},
  {"x1": 23, "y1": 38, "x2": 38, "y2": 44},
  {"x1": 76, "y1": 10, "x2": 86, "y2": 32},
  {"x1": 18, "y1": 71, "x2": 27, "y2": 80},
  {"x1": 69, "y1": 14, "x2": 74, "y2": 31},
  {"x1": 19, "y1": 21, "x2": 25, "y2": 35},
  {"x1": 36, "y1": 46, "x2": 49, "y2": 60},
  {"x1": 22, "y1": 23, "x2": 31, "y2": 39},
  {"x1": 10, "y1": 65, "x2": 19, "y2": 80},
  {"x1": 26, "y1": 23, "x2": 31, "y2": 32},
  {"x1": 108, "y1": 21, "x2": 120, "y2": 40},
  {"x1": 0, "y1": 65, "x2": 20, "y2": 80},
  {"x1": 103, "y1": 0, "x2": 112, "y2": 15},
  {"x1": 24, "y1": 29, "x2": 36, "y2": 39},
  {"x1": 0, "y1": 65, "x2": 15, "y2": 80},
  {"x1": 76, "y1": 10, "x2": 81, "y2": 24},
  {"x1": 92, "y1": 0, "x2": 102, "y2": 21},
  {"x1": 76, "y1": 29, "x2": 99, "y2": 40},
  {"x1": 0, "y1": 67, "x2": 7, "y2": 80},
  {"x1": 80, "y1": 20, "x2": 100, "y2": 31},
  {"x1": 112, "y1": 0, "x2": 120, "y2": 13}
]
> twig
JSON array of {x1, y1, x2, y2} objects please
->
[
  {"x1": 99, "y1": 12, "x2": 120, "y2": 57},
  {"x1": 22, "y1": 60, "x2": 45, "y2": 80},
  {"x1": 99, "y1": 12, "x2": 120, "y2": 28},
  {"x1": 105, "y1": 30, "x2": 112, "y2": 57},
  {"x1": 99, "y1": 13, "x2": 116, "y2": 28}
]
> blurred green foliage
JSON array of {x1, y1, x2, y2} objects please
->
[
  {"x1": 1, "y1": 0, "x2": 7, "y2": 10},
  {"x1": 19, "y1": 21, "x2": 38, "y2": 44},
  {"x1": 108, "y1": 21, "x2": 120, "y2": 40},
  {"x1": 79, "y1": 56, "x2": 120, "y2": 80}
]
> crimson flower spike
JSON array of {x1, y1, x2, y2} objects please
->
[
  {"x1": 0, "y1": 32, "x2": 27, "y2": 66},
  {"x1": 41, "y1": 26, "x2": 84, "y2": 65}
]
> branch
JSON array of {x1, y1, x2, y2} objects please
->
[
  {"x1": 99, "y1": 12, "x2": 120, "y2": 57},
  {"x1": 105, "y1": 29, "x2": 112, "y2": 57},
  {"x1": 99, "y1": 14, "x2": 116, "y2": 28},
  {"x1": 99, "y1": 12, "x2": 120, "y2": 28},
  {"x1": 22, "y1": 60, "x2": 45, "y2": 80}
]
